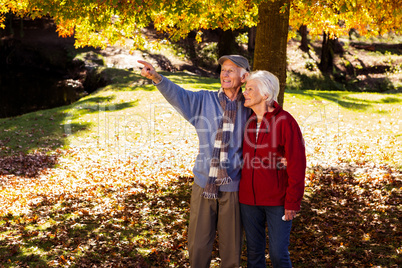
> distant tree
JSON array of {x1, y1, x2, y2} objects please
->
[
  {"x1": 299, "y1": 25, "x2": 309, "y2": 52},
  {"x1": 247, "y1": 26, "x2": 257, "y2": 55},
  {"x1": 217, "y1": 29, "x2": 240, "y2": 58},
  {"x1": 319, "y1": 31, "x2": 336, "y2": 73},
  {"x1": 289, "y1": 0, "x2": 402, "y2": 74}
]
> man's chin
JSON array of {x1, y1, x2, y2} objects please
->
[{"x1": 222, "y1": 86, "x2": 241, "y2": 91}]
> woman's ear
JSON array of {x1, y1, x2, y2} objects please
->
[{"x1": 241, "y1": 72, "x2": 249, "y2": 83}]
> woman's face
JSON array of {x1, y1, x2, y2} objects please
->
[{"x1": 243, "y1": 80, "x2": 267, "y2": 109}]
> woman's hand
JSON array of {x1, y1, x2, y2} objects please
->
[
  {"x1": 283, "y1": 209, "x2": 298, "y2": 221},
  {"x1": 280, "y1": 157, "x2": 287, "y2": 167}
]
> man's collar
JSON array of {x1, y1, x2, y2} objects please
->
[{"x1": 218, "y1": 88, "x2": 244, "y2": 102}]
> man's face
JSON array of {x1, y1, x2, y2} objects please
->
[{"x1": 220, "y1": 60, "x2": 245, "y2": 91}]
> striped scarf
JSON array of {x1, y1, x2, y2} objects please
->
[{"x1": 202, "y1": 89, "x2": 240, "y2": 199}]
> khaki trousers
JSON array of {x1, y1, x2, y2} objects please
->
[{"x1": 188, "y1": 183, "x2": 242, "y2": 268}]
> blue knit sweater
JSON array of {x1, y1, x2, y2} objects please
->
[{"x1": 155, "y1": 75, "x2": 251, "y2": 192}]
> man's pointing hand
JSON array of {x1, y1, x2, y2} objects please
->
[{"x1": 138, "y1": 60, "x2": 162, "y2": 84}]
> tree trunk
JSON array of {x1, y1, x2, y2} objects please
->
[
  {"x1": 299, "y1": 24, "x2": 309, "y2": 52},
  {"x1": 319, "y1": 31, "x2": 335, "y2": 73},
  {"x1": 217, "y1": 29, "x2": 239, "y2": 58},
  {"x1": 216, "y1": 29, "x2": 240, "y2": 73},
  {"x1": 186, "y1": 30, "x2": 198, "y2": 66},
  {"x1": 253, "y1": 0, "x2": 290, "y2": 107},
  {"x1": 248, "y1": 26, "x2": 256, "y2": 54}
]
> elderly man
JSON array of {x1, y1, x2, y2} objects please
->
[{"x1": 138, "y1": 55, "x2": 251, "y2": 268}]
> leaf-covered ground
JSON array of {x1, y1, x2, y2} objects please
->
[{"x1": 0, "y1": 72, "x2": 401, "y2": 267}]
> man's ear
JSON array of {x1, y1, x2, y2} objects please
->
[{"x1": 241, "y1": 72, "x2": 249, "y2": 83}]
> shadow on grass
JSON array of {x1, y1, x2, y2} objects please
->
[
  {"x1": 287, "y1": 70, "x2": 398, "y2": 92},
  {"x1": 349, "y1": 42, "x2": 402, "y2": 56},
  {"x1": 74, "y1": 96, "x2": 116, "y2": 106},
  {"x1": 99, "y1": 68, "x2": 219, "y2": 92},
  {"x1": 0, "y1": 92, "x2": 139, "y2": 158},
  {"x1": 286, "y1": 89, "x2": 371, "y2": 111},
  {"x1": 100, "y1": 69, "x2": 157, "y2": 92},
  {"x1": 67, "y1": 97, "x2": 139, "y2": 116},
  {"x1": 0, "y1": 107, "x2": 91, "y2": 157},
  {"x1": 0, "y1": 66, "x2": 218, "y2": 159},
  {"x1": 286, "y1": 86, "x2": 402, "y2": 112}
]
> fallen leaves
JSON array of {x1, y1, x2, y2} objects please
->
[
  {"x1": 291, "y1": 164, "x2": 401, "y2": 267},
  {"x1": 0, "y1": 141, "x2": 194, "y2": 267},
  {"x1": 0, "y1": 152, "x2": 58, "y2": 177},
  {"x1": 0, "y1": 92, "x2": 401, "y2": 266},
  {"x1": 0, "y1": 139, "x2": 400, "y2": 267}
]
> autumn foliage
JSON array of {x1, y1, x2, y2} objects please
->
[
  {"x1": 2, "y1": 0, "x2": 401, "y2": 49},
  {"x1": 0, "y1": 0, "x2": 262, "y2": 48},
  {"x1": 290, "y1": 0, "x2": 402, "y2": 38},
  {"x1": 0, "y1": 1, "x2": 401, "y2": 265}
]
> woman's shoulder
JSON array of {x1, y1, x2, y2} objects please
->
[{"x1": 276, "y1": 109, "x2": 300, "y2": 126}]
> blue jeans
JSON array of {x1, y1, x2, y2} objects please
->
[{"x1": 240, "y1": 204, "x2": 292, "y2": 268}]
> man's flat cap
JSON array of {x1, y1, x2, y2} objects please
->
[{"x1": 218, "y1": 55, "x2": 251, "y2": 72}]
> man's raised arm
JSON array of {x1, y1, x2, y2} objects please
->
[{"x1": 138, "y1": 60, "x2": 163, "y2": 84}]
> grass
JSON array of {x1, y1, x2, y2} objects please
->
[
  {"x1": 1, "y1": 69, "x2": 401, "y2": 161},
  {"x1": 284, "y1": 89, "x2": 402, "y2": 168},
  {"x1": 0, "y1": 70, "x2": 401, "y2": 267},
  {"x1": 0, "y1": 69, "x2": 401, "y2": 173},
  {"x1": 0, "y1": 69, "x2": 220, "y2": 157}
]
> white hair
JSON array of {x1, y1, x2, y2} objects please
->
[
  {"x1": 246, "y1": 70, "x2": 279, "y2": 105},
  {"x1": 239, "y1": 67, "x2": 248, "y2": 77}
]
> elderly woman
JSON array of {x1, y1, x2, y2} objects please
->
[{"x1": 240, "y1": 70, "x2": 306, "y2": 267}]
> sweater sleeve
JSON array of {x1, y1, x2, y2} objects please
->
[
  {"x1": 282, "y1": 115, "x2": 306, "y2": 211},
  {"x1": 155, "y1": 75, "x2": 205, "y2": 124}
]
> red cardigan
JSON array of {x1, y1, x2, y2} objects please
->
[{"x1": 239, "y1": 102, "x2": 306, "y2": 211}]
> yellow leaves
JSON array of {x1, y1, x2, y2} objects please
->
[
  {"x1": 279, "y1": 2, "x2": 288, "y2": 13},
  {"x1": 362, "y1": 233, "x2": 371, "y2": 241},
  {"x1": 195, "y1": 30, "x2": 203, "y2": 43},
  {"x1": 55, "y1": 18, "x2": 75, "y2": 38},
  {"x1": 1, "y1": 0, "x2": 401, "y2": 48},
  {"x1": 153, "y1": 13, "x2": 166, "y2": 27},
  {"x1": 290, "y1": 0, "x2": 402, "y2": 38},
  {"x1": 0, "y1": 12, "x2": 6, "y2": 29},
  {"x1": 0, "y1": 15, "x2": 5, "y2": 29}
]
